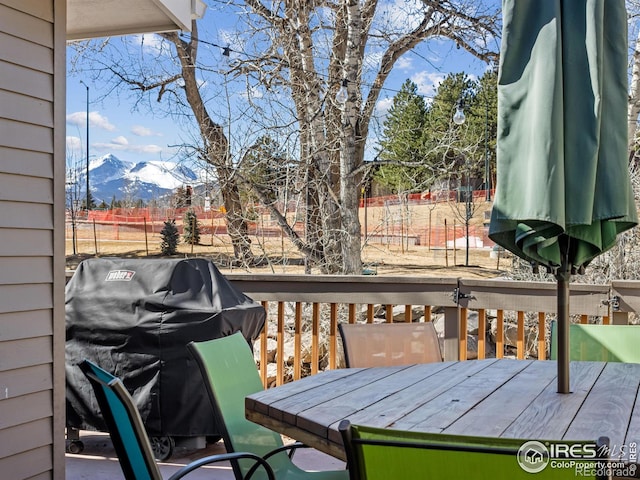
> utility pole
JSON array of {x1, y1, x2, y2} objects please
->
[{"x1": 80, "y1": 80, "x2": 90, "y2": 215}]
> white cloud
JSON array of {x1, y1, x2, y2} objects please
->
[
  {"x1": 89, "y1": 112, "x2": 117, "y2": 131},
  {"x1": 132, "y1": 144, "x2": 163, "y2": 154},
  {"x1": 66, "y1": 111, "x2": 116, "y2": 131},
  {"x1": 396, "y1": 56, "x2": 413, "y2": 71},
  {"x1": 111, "y1": 136, "x2": 129, "y2": 146},
  {"x1": 66, "y1": 112, "x2": 85, "y2": 127},
  {"x1": 376, "y1": 97, "x2": 394, "y2": 115},
  {"x1": 240, "y1": 85, "x2": 265, "y2": 100},
  {"x1": 386, "y1": 0, "x2": 424, "y2": 31},
  {"x1": 364, "y1": 50, "x2": 384, "y2": 70},
  {"x1": 411, "y1": 71, "x2": 446, "y2": 99},
  {"x1": 131, "y1": 34, "x2": 168, "y2": 55},
  {"x1": 66, "y1": 136, "x2": 81, "y2": 151},
  {"x1": 218, "y1": 29, "x2": 246, "y2": 60},
  {"x1": 218, "y1": 30, "x2": 234, "y2": 49},
  {"x1": 93, "y1": 137, "x2": 163, "y2": 155},
  {"x1": 131, "y1": 125, "x2": 162, "y2": 137}
]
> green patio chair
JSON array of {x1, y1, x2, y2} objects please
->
[
  {"x1": 80, "y1": 359, "x2": 276, "y2": 480},
  {"x1": 550, "y1": 321, "x2": 640, "y2": 362},
  {"x1": 339, "y1": 420, "x2": 610, "y2": 480},
  {"x1": 187, "y1": 332, "x2": 348, "y2": 480}
]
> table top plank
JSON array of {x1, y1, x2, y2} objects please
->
[
  {"x1": 294, "y1": 363, "x2": 454, "y2": 438},
  {"x1": 245, "y1": 367, "x2": 360, "y2": 416},
  {"x1": 564, "y1": 362, "x2": 640, "y2": 453},
  {"x1": 279, "y1": 364, "x2": 439, "y2": 427},
  {"x1": 251, "y1": 365, "x2": 413, "y2": 424},
  {"x1": 443, "y1": 360, "x2": 557, "y2": 437},
  {"x1": 391, "y1": 359, "x2": 531, "y2": 432},
  {"x1": 325, "y1": 359, "x2": 500, "y2": 445},
  {"x1": 501, "y1": 361, "x2": 607, "y2": 440}
]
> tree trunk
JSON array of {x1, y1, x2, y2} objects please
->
[
  {"x1": 163, "y1": 27, "x2": 254, "y2": 265},
  {"x1": 338, "y1": 0, "x2": 365, "y2": 275},
  {"x1": 629, "y1": 29, "x2": 640, "y2": 159}
]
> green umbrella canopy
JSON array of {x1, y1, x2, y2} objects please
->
[{"x1": 489, "y1": 0, "x2": 637, "y2": 273}]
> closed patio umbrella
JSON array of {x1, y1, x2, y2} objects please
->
[{"x1": 489, "y1": 0, "x2": 637, "y2": 393}]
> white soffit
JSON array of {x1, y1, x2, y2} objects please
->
[{"x1": 67, "y1": 0, "x2": 206, "y2": 41}]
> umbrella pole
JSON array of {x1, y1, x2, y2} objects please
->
[{"x1": 556, "y1": 267, "x2": 571, "y2": 393}]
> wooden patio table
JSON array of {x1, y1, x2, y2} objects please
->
[{"x1": 246, "y1": 359, "x2": 640, "y2": 465}]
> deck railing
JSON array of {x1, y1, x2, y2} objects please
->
[
  {"x1": 64, "y1": 271, "x2": 640, "y2": 387},
  {"x1": 225, "y1": 275, "x2": 640, "y2": 387}
]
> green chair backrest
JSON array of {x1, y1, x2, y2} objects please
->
[
  {"x1": 187, "y1": 333, "x2": 292, "y2": 478},
  {"x1": 339, "y1": 421, "x2": 608, "y2": 480},
  {"x1": 550, "y1": 321, "x2": 640, "y2": 362},
  {"x1": 80, "y1": 360, "x2": 162, "y2": 480}
]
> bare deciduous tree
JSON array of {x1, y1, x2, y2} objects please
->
[
  {"x1": 68, "y1": 1, "x2": 500, "y2": 273},
  {"x1": 223, "y1": 0, "x2": 500, "y2": 273},
  {"x1": 69, "y1": 24, "x2": 255, "y2": 265},
  {"x1": 161, "y1": 27, "x2": 254, "y2": 264}
]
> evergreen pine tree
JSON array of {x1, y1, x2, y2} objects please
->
[
  {"x1": 110, "y1": 195, "x2": 122, "y2": 210},
  {"x1": 422, "y1": 72, "x2": 478, "y2": 176},
  {"x1": 421, "y1": 71, "x2": 497, "y2": 192},
  {"x1": 183, "y1": 209, "x2": 200, "y2": 245},
  {"x1": 81, "y1": 190, "x2": 97, "y2": 211},
  {"x1": 376, "y1": 79, "x2": 430, "y2": 193},
  {"x1": 160, "y1": 218, "x2": 179, "y2": 255}
]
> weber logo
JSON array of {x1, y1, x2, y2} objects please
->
[{"x1": 105, "y1": 270, "x2": 136, "y2": 281}]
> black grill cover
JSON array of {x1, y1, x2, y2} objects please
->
[{"x1": 65, "y1": 257, "x2": 265, "y2": 437}]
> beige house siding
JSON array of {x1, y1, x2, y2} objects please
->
[{"x1": 0, "y1": 0, "x2": 66, "y2": 478}]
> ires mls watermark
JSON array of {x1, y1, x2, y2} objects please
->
[{"x1": 517, "y1": 440, "x2": 638, "y2": 477}]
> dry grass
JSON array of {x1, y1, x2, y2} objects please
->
[
  {"x1": 66, "y1": 236, "x2": 507, "y2": 279},
  {"x1": 66, "y1": 200, "x2": 508, "y2": 279}
]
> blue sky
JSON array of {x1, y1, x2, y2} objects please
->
[
  {"x1": 66, "y1": 73, "x2": 177, "y2": 167},
  {"x1": 65, "y1": 2, "x2": 496, "y2": 168}
]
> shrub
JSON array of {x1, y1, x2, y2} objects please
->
[
  {"x1": 160, "y1": 218, "x2": 179, "y2": 255},
  {"x1": 183, "y1": 209, "x2": 200, "y2": 245}
]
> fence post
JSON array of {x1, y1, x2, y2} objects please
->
[
  {"x1": 92, "y1": 219, "x2": 98, "y2": 255},
  {"x1": 191, "y1": 214, "x2": 195, "y2": 254},
  {"x1": 444, "y1": 219, "x2": 449, "y2": 267},
  {"x1": 144, "y1": 217, "x2": 149, "y2": 256}
]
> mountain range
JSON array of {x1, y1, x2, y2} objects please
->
[{"x1": 68, "y1": 154, "x2": 201, "y2": 205}]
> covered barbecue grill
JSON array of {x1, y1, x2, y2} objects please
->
[{"x1": 65, "y1": 257, "x2": 265, "y2": 459}]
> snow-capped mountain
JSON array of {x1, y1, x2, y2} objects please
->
[{"x1": 68, "y1": 154, "x2": 200, "y2": 204}]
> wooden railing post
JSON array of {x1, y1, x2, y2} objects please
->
[
  {"x1": 443, "y1": 305, "x2": 460, "y2": 361},
  {"x1": 610, "y1": 281, "x2": 640, "y2": 325},
  {"x1": 611, "y1": 311, "x2": 629, "y2": 325}
]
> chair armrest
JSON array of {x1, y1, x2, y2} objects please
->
[
  {"x1": 167, "y1": 451, "x2": 276, "y2": 480},
  {"x1": 243, "y1": 442, "x2": 309, "y2": 478},
  {"x1": 264, "y1": 441, "x2": 308, "y2": 460}
]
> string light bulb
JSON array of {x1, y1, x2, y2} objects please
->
[{"x1": 336, "y1": 79, "x2": 348, "y2": 104}]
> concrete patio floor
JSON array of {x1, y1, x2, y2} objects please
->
[{"x1": 66, "y1": 430, "x2": 346, "y2": 479}]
